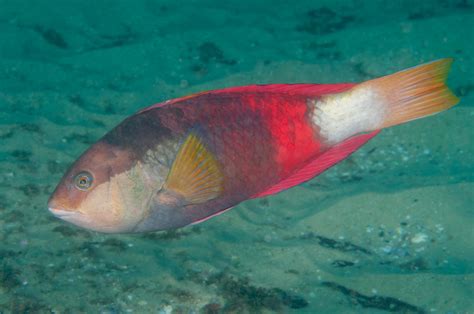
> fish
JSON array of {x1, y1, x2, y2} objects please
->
[{"x1": 48, "y1": 59, "x2": 459, "y2": 233}]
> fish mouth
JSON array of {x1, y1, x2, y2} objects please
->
[{"x1": 48, "y1": 207, "x2": 81, "y2": 218}]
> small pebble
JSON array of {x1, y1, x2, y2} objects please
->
[
  {"x1": 411, "y1": 233, "x2": 428, "y2": 244},
  {"x1": 158, "y1": 305, "x2": 173, "y2": 314}
]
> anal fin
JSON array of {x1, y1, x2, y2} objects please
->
[{"x1": 253, "y1": 131, "x2": 380, "y2": 198}]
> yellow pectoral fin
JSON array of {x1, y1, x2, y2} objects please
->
[{"x1": 163, "y1": 132, "x2": 224, "y2": 204}]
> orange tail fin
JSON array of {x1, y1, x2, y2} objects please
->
[{"x1": 364, "y1": 58, "x2": 459, "y2": 129}]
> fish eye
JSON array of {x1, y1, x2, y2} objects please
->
[{"x1": 74, "y1": 171, "x2": 93, "y2": 191}]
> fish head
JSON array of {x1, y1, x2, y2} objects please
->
[{"x1": 48, "y1": 140, "x2": 148, "y2": 233}]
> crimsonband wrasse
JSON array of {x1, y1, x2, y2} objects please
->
[{"x1": 48, "y1": 59, "x2": 459, "y2": 233}]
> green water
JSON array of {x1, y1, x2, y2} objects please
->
[{"x1": 1, "y1": 0, "x2": 473, "y2": 313}]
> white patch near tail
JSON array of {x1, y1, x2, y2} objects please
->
[
  {"x1": 311, "y1": 59, "x2": 459, "y2": 144},
  {"x1": 310, "y1": 85, "x2": 386, "y2": 144}
]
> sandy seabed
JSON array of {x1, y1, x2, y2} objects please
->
[{"x1": 0, "y1": 0, "x2": 473, "y2": 313}]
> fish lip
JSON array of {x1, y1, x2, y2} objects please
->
[{"x1": 48, "y1": 207, "x2": 80, "y2": 218}]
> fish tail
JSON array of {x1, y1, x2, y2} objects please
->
[
  {"x1": 363, "y1": 58, "x2": 460, "y2": 129},
  {"x1": 311, "y1": 59, "x2": 459, "y2": 144}
]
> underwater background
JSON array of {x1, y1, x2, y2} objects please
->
[{"x1": 0, "y1": 0, "x2": 473, "y2": 313}]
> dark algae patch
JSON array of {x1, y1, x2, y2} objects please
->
[
  {"x1": 142, "y1": 226, "x2": 201, "y2": 241},
  {"x1": 33, "y1": 25, "x2": 68, "y2": 49},
  {"x1": 299, "y1": 232, "x2": 372, "y2": 255},
  {"x1": 331, "y1": 260, "x2": 355, "y2": 268},
  {"x1": 102, "y1": 238, "x2": 128, "y2": 252},
  {"x1": 0, "y1": 262, "x2": 21, "y2": 291},
  {"x1": 201, "y1": 303, "x2": 221, "y2": 314},
  {"x1": 18, "y1": 183, "x2": 40, "y2": 197},
  {"x1": 353, "y1": 62, "x2": 375, "y2": 80},
  {"x1": 52, "y1": 225, "x2": 90, "y2": 238},
  {"x1": 322, "y1": 281, "x2": 425, "y2": 313},
  {"x1": 19, "y1": 123, "x2": 42, "y2": 134},
  {"x1": 96, "y1": 25, "x2": 138, "y2": 50},
  {"x1": 296, "y1": 7, "x2": 355, "y2": 35},
  {"x1": 197, "y1": 42, "x2": 236, "y2": 66},
  {"x1": 197, "y1": 273, "x2": 308, "y2": 312},
  {"x1": 190, "y1": 42, "x2": 236, "y2": 76},
  {"x1": 398, "y1": 258, "x2": 430, "y2": 272},
  {"x1": 11, "y1": 150, "x2": 32, "y2": 162},
  {"x1": 4, "y1": 295, "x2": 48, "y2": 314},
  {"x1": 455, "y1": 84, "x2": 474, "y2": 97},
  {"x1": 47, "y1": 160, "x2": 67, "y2": 174}
]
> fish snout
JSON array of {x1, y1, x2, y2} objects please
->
[{"x1": 47, "y1": 197, "x2": 81, "y2": 218}]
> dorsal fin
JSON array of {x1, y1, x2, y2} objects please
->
[
  {"x1": 140, "y1": 83, "x2": 356, "y2": 113},
  {"x1": 253, "y1": 131, "x2": 380, "y2": 198},
  {"x1": 206, "y1": 83, "x2": 356, "y2": 96}
]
